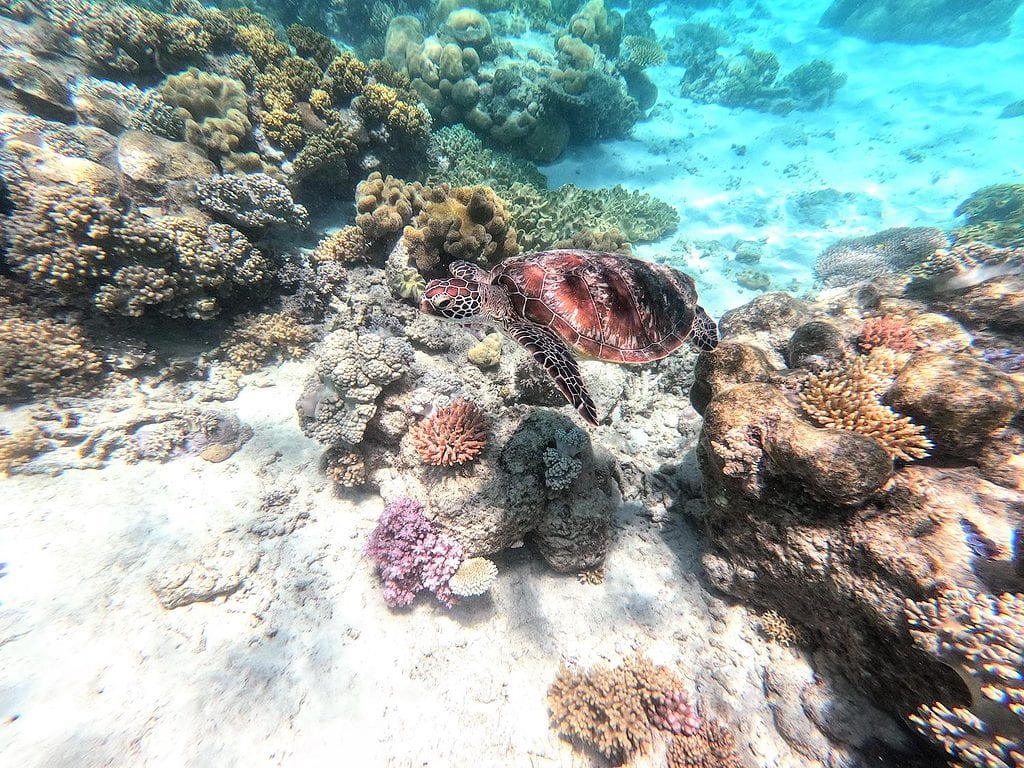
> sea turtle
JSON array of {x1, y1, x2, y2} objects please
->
[{"x1": 419, "y1": 249, "x2": 719, "y2": 425}]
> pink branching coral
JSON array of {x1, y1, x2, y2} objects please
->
[
  {"x1": 364, "y1": 496, "x2": 464, "y2": 608},
  {"x1": 858, "y1": 315, "x2": 918, "y2": 353},
  {"x1": 410, "y1": 398, "x2": 488, "y2": 466}
]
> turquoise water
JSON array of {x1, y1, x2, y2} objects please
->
[{"x1": 0, "y1": 1, "x2": 1021, "y2": 766}]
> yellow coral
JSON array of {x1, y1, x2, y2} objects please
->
[
  {"x1": 325, "y1": 52, "x2": 369, "y2": 103},
  {"x1": 234, "y1": 22, "x2": 288, "y2": 69},
  {"x1": 220, "y1": 312, "x2": 317, "y2": 371},
  {"x1": 799, "y1": 351, "x2": 932, "y2": 462},
  {"x1": 448, "y1": 557, "x2": 498, "y2": 596},
  {"x1": 0, "y1": 426, "x2": 52, "y2": 475},
  {"x1": 312, "y1": 226, "x2": 368, "y2": 263}
]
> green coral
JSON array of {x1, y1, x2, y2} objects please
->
[
  {"x1": 160, "y1": 68, "x2": 250, "y2": 157},
  {"x1": 287, "y1": 23, "x2": 340, "y2": 69},
  {"x1": 954, "y1": 183, "x2": 1024, "y2": 246}
]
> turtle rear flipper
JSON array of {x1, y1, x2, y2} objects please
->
[
  {"x1": 504, "y1": 320, "x2": 599, "y2": 426},
  {"x1": 690, "y1": 304, "x2": 719, "y2": 351}
]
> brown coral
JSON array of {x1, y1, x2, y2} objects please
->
[
  {"x1": 312, "y1": 226, "x2": 368, "y2": 263},
  {"x1": 547, "y1": 654, "x2": 700, "y2": 765},
  {"x1": 0, "y1": 313, "x2": 104, "y2": 401},
  {"x1": 323, "y1": 446, "x2": 367, "y2": 488},
  {"x1": 667, "y1": 720, "x2": 741, "y2": 768},
  {"x1": 403, "y1": 185, "x2": 519, "y2": 273},
  {"x1": 858, "y1": 315, "x2": 919, "y2": 353},
  {"x1": 799, "y1": 351, "x2": 933, "y2": 462},
  {"x1": 355, "y1": 172, "x2": 429, "y2": 241},
  {"x1": 410, "y1": 398, "x2": 488, "y2": 466},
  {"x1": 220, "y1": 312, "x2": 317, "y2": 371},
  {"x1": 0, "y1": 426, "x2": 54, "y2": 474}
]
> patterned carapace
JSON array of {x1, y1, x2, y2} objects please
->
[{"x1": 420, "y1": 250, "x2": 718, "y2": 425}]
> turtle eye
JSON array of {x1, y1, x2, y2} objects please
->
[{"x1": 433, "y1": 294, "x2": 451, "y2": 306}]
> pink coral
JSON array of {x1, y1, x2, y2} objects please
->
[
  {"x1": 365, "y1": 496, "x2": 464, "y2": 608},
  {"x1": 410, "y1": 398, "x2": 488, "y2": 466},
  {"x1": 648, "y1": 689, "x2": 702, "y2": 736}
]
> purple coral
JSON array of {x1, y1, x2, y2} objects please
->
[
  {"x1": 365, "y1": 496, "x2": 464, "y2": 608},
  {"x1": 648, "y1": 689, "x2": 702, "y2": 736}
]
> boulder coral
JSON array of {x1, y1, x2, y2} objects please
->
[{"x1": 160, "y1": 68, "x2": 251, "y2": 158}]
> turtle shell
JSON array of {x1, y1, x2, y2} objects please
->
[{"x1": 493, "y1": 249, "x2": 701, "y2": 363}]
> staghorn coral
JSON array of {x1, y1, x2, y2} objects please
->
[
  {"x1": 234, "y1": 21, "x2": 289, "y2": 69},
  {"x1": 160, "y1": 68, "x2": 251, "y2": 158},
  {"x1": 197, "y1": 173, "x2": 309, "y2": 230},
  {"x1": 410, "y1": 398, "x2": 488, "y2": 467},
  {"x1": 296, "y1": 328, "x2": 413, "y2": 447},
  {"x1": 365, "y1": 496, "x2": 464, "y2": 608},
  {"x1": 905, "y1": 589, "x2": 1024, "y2": 768},
  {"x1": 447, "y1": 556, "x2": 498, "y2": 596},
  {"x1": 324, "y1": 52, "x2": 370, "y2": 104},
  {"x1": 219, "y1": 312, "x2": 317, "y2": 372},
  {"x1": 799, "y1": 351, "x2": 933, "y2": 462},
  {"x1": 858, "y1": 315, "x2": 919, "y2": 353},
  {"x1": 254, "y1": 57, "x2": 322, "y2": 102},
  {"x1": 667, "y1": 720, "x2": 741, "y2": 768},
  {"x1": 548, "y1": 654, "x2": 700, "y2": 765},
  {"x1": 312, "y1": 226, "x2": 368, "y2": 263}
]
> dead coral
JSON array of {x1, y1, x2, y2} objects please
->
[
  {"x1": 0, "y1": 426, "x2": 54, "y2": 475},
  {"x1": 799, "y1": 351, "x2": 932, "y2": 462},
  {"x1": 219, "y1": 312, "x2": 317, "y2": 371},
  {"x1": 410, "y1": 398, "x2": 488, "y2": 467}
]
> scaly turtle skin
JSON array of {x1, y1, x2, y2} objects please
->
[{"x1": 420, "y1": 249, "x2": 719, "y2": 425}]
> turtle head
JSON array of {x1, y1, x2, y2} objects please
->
[{"x1": 420, "y1": 277, "x2": 483, "y2": 322}]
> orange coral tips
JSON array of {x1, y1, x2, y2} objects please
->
[{"x1": 410, "y1": 398, "x2": 488, "y2": 467}]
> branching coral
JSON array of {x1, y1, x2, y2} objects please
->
[
  {"x1": 410, "y1": 398, "x2": 488, "y2": 467},
  {"x1": 287, "y1": 23, "x2": 339, "y2": 69},
  {"x1": 312, "y1": 226, "x2": 368, "y2": 263},
  {"x1": 220, "y1": 312, "x2": 317, "y2": 371},
  {"x1": 667, "y1": 720, "x2": 741, "y2": 768},
  {"x1": 858, "y1": 315, "x2": 919, "y2": 354},
  {"x1": 323, "y1": 446, "x2": 366, "y2": 488},
  {"x1": 365, "y1": 496, "x2": 464, "y2": 608},
  {"x1": 0, "y1": 426, "x2": 53, "y2": 475},
  {"x1": 905, "y1": 589, "x2": 1024, "y2": 768},
  {"x1": 548, "y1": 654, "x2": 701, "y2": 765},
  {"x1": 197, "y1": 173, "x2": 309, "y2": 230},
  {"x1": 0, "y1": 312, "x2": 103, "y2": 401},
  {"x1": 799, "y1": 351, "x2": 932, "y2": 462}
]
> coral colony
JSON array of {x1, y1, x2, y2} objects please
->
[{"x1": 1, "y1": 0, "x2": 1023, "y2": 766}]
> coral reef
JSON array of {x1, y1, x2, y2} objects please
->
[
  {"x1": 905, "y1": 589, "x2": 1024, "y2": 767},
  {"x1": 219, "y1": 312, "x2": 317, "y2": 372},
  {"x1": 954, "y1": 183, "x2": 1024, "y2": 247},
  {"x1": 547, "y1": 654, "x2": 701, "y2": 764},
  {"x1": 820, "y1": 0, "x2": 1024, "y2": 46},
  {"x1": 197, "y1": 173, "x2": 309, "y2": 230},
  {"x1": 409, "y1": 398, "x2": 488, "y2": 467},
  {"x1": 365, "y1": 496, "x2": 464, "y2": 608},
  {"x1": 296, "y1": 328, "x2": 413, "y2": 447},
  {"x1": 160, "y1": 68, "x2": 251, "y2": 158},
  {"x1": 858, "y1": 315, "x2": 918, "y2": 353},
  {"x1": 666, "y1": 720, "x2": 741, "y2": 768},
  {"x1": 312, "y1": 226, "x2": 369, "y2": 264},
  {"x1": 815, "y1": 226, "x2": 948, "y2": 287}
]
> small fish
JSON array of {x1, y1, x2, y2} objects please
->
[{"x1": 959, "y1": 517, "x2": 1002, "y2": 559}]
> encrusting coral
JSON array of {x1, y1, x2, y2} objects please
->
[
  {"x1": 447, "y1": 556, "x2": 498, "y2": 597},
  {"x1": 798, "y1": 350, "x2": 933, "y2": 462},
  {"x1": 905, "y1": 589, "x2": 1024, "y2": 768},
  {"x1": 547, "y1": 654, "x2": 702, "y2": 765},
  {"x1": 365, "y1": 496, "x2": 464, "y2": 608},
  {"x1": 410, "y1": 398, "x2": 488, "y2": 467}
]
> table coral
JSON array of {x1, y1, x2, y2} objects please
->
[
  {"x1": 410, "y1": 398, "x2": 488, "y2": 467},
  {"x1": 905, "y1": 589, "x2": 1024, "y2": 768},
  {"x1": 365, "y1": 496, "x2": 464, "y2": 608}
]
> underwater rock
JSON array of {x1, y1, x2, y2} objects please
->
[
  {"x1": 927, "y1": 273, "x2": 1024, "y2": 333},
  {"x1": 886, "y1": 352, "x2": 1021, "y2": 458},
  {"x1": 116, "y1": 129, "x2": 216, "y2": 211},
  {"x1": 717, "y1": 292, "x2": 811, "y2": 368},
  {"x1": 152, "y1": 541, "x2": 260, "y2": 609},
  {"x1": 786, "y1": 320, "x2": 852, "y2": 370}
]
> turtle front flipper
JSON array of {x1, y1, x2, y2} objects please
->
[
  {"x1": 690, "y1": 304, "x2": 719, "y2": 351},
  {"x1": 504, "y1": 320, "x2": 599, "y2": 426}
]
